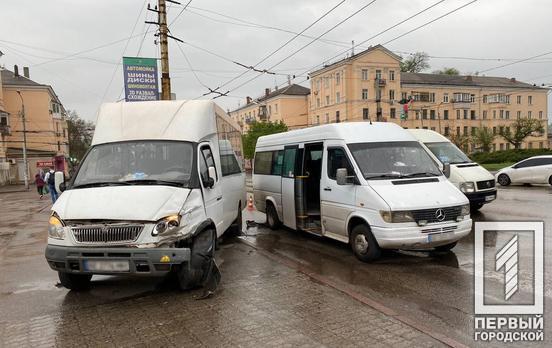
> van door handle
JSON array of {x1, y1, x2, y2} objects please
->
[
  {"x1": 323, "y1": 187, "x2": 332, "y2": 191},
  {"x1": 216, "y1": 196, "x2": 222, "y2": 201}
]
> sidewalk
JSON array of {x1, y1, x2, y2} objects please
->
[{"x1": 0, "y1": 184, "x2": 30, "y2": 194}]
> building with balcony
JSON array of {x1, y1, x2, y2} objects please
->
[
  {"x1": 308, "y1": 44, "x2": 549, "y2": 152},
  {"x1": 0, "y1": 66, "x2": 69, "y2": 184},
  {"x1": 229, "y1": 84, "x2": 310, "y2": 133}
]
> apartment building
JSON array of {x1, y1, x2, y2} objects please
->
[
  {"x1": 229, "y1": 84, "x2": 310, "y2": 132},
  {"x1": 0, "y1": 66, "x2": 69, "y2": 184},
  {"x1": 308, "y1": 44, "x2": 549, "y2": 151}
]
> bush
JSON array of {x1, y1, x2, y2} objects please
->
[{"x1": 470, "y1": 149, "x2": 552, "y2": 164}]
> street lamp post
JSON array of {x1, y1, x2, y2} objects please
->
[{"x1": 16, "y1": 91, "x2": 29, "y2": 190}]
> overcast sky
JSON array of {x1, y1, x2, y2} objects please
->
[{"x1": 0, "y1": 0, "x2": 550, "y2": 122}]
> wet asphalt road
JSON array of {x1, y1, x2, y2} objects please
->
[
  {"x1": 0, "y1": 185, "x2": 550, "y2": 347},
  {"x1": 243, "y1": 184, "x2": 552, "y2": 346}
]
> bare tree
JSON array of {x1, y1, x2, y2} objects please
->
[
  {"x1": 400, "y1": 52, "x2": 430, "y2": 73},
  {"x1": 499, "y1": 118, "x2": 544, "y2": 149}
]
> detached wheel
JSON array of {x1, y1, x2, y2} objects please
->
[
  {"x1": 350, "y1": 224, "x2": 381, "y2": 262},
  {"x1": 497, "y1": 174, "x2": 511, "y2": 186},
  {"x1": 435, "y1": 241, "x2": 457, "y2": 252},
  {"x1": 266, "y1": 202, "x2": 281, "y2": 230},
  {"x1": 58, "y1": 272, "x2": 92, "y2": 291},
  {"x1": 176, "y1": 228, "x2": 215, "y2": 290}
]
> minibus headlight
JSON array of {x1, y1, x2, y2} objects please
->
[
  {"x1": 380, "y1": 210, "x2": 415, "y2": 223},
  {"x1": 48, "y1": 214, "x2": 65, "y2": 240},
  {"x1": 152, "y1": 215, "x2": 181, "y2": 236},
  {"x1": 459, "y1": 182, "x2": 475, "y2": 193},
  {"x1": 460, "y1": 204, "x2": 470, "y2": 217}
]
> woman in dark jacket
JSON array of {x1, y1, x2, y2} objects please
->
[{"x1": 35, "y1": 172, "x2": 45, "y2": 199}]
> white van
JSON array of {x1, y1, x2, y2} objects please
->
[
  {"x1": 45, "y1": 100, "x2": 245, "y2": 291},
  {"x1": 253, "y1": 122, "x2": 471, "y2": 262},
  {"x1": 408, "y1": 129, "x2": 496, "y2": 211}
]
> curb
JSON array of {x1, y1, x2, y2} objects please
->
[{"x1": 238, "y1": 237, "x2": 469, "y2": 348}]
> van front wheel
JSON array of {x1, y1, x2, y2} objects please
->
[
  {"x1": 175, "y1": 228, "x2": 216, "y2": 291},
  {"x1": 266, "y1": 203, "x2": 281, "y2": 230},
  {"x1": 350, "y1": 224, "x2": 381, "y2": 262},
  {"x1": 58, "y1": 272, "x2": 92, "y2": 291}
]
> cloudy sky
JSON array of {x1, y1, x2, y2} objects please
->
[{"x1": 0, "y1": 0, "x2": 550, "y2": 122}]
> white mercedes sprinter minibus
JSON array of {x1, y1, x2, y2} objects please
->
[
  {"x1": 45, "y1": 100, "x2": 245, "y2": 291},
  {"x1": 253, "y1": 122, "x2": 471, "y2": 262},
  {"x1": 408, "y1": 129, "x2": 496, "y2": 211}
]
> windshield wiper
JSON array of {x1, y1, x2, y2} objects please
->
[
  {"x1": 402, "y1": 172, "x2": 441, "y2": 178},
  {"x1": 73, "y1": 181, "x2": 132, "y2": 189},
  {"x1": 124, "y1": 179, "x2": 184, "y2": 187},
  {"x1": 365, "y1": 173, "x2": 404, "y2": 180}
]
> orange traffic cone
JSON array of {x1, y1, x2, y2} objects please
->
[{"x1": 247, "y1": 196, "x2": 255, "y2": 211}]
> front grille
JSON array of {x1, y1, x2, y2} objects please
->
[
  {"x1": 477, "y1": 179, "x2": 495, "y2": 190},
  {"x1": 71, "y1": 224, "x2": 144, "y2": 244},
  {"x1": 411, "y1": 206, "x2": 462, "y2": 224}
]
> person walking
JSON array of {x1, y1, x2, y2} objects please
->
[
  {"x1": 35, "y1": 172, "x2": 45, "y2": 199},
  {"x1": 44, "y1": 167, "x2": 58, "y2": 203}
]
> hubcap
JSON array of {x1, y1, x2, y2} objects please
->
[
  {"x1": 499, "y1": 176, "x2": 507, "y2": 185},
  {"x1": 354, "y1": 234, "x2": 369, "y2": 254}
]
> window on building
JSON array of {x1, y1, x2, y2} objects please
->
[
  {"x1": 376, "y1": 89, "x2": 382, "y2": 101},
  {"x1": 390, "y1": 108, "x2": 396, "y2": 119},
  {"x1": 456, "y1": 127, "x2": 461, "y2": 136},
  {"x1": 517, "y1": 111, "x2": 521, "y2": 119},
  {"x1": 506, "y1": 143, "x2": 510, "y2": 150},
  {"x1": 487, "y1": 94, "x2": 510, "y2": 104},
  {"x1": 361, "y1": 69, "x2": 368, "y2": 80},
  {"x1": 493, "y1": 110, "x2": 496, "y2": 119},
  {"x1": 471, "y1": 127, "x2": 477, "y2": 136},
  {"x1": 528, "y1": 111, "x2": 532, "y2": 119},
  {"x1": 335, "y1": 111, "x2": 340, "y2": 123},
  {"x1": 362, "y1": 89, "x2": 368, "y2": 100},
  {"x1": 463, "y1": 109, "x2": 468, "y2": 119},
  {"x1": 316, "y1": 115, "x2": 320, "y2": 125},
  {"x1": 336, "y1": 92, "x2": 341, "y2": 103},
  {"x1": 0, "y1": 114, "x2": 7, "y2": 126},
  {"x1": 316, "y1": 98, "x2": 320, "y2": 108},
  {"x1": 336, "y1": 72, "x2": 341, "y2": 85},
  {"x1": 456, "y1": 110, "x2": 460, "y2": 119},
  {"x1": 429, "y1": 93, "x2": 435, "y2": 102},
  {"x1": 483, "y1": 95, "x2": 488, "y2": 103},
  {"x1": 483, "y1": 110, "x2": 487, "y2": 119},
  {"x1": 517, "y1": 95, "x2": 522, "y2": 104},
  {"x1": 389, "y1": 70, "x2": 395, "y2": 81},
  {"x1": 326, "y1": 96, "x2": 330, "y2": 105},
  {"x1": 375, "y1": 69, "x2": 382, "y2": 80},
  {"x1": 443, "y1": 110, "x2": 449, "y2": 120},
  {"x1": 389, "y1": 89, "x2": 395, "y2": 101},
  {"x1": 325, "y1": 113, "x2": 329, "y2": 123},
  {"x1": 443, "y1": 93, "x2": 449, "y2": 103},
  {"x1": 471, "y1": 110, "x2": 476, "y2": 120},
  {"x1": 500, "y1": 110, "x2": 504, "y2": 119},
  {"x1": 493, "y1": 126, "x2": 497, "y2": 135},
  {"x1": 528, "y1": 95, "x2": 533, "y2": 105},
  {"x1": 422, "y1": 109, "x2": 428, "y2": 119},
  {"x1": 430, "y1": 110, "x2": 435, "y2": 120},
  {"x1": 401, "y1": 92, "x2": 407, "y2": 100},
  {"x1": 453, "y1": 93, "x2": 473, "y2": 102},
  {"x1": 324, "y1": 76, "x2": 329, "y2": 88},
  {"x1": 444, "y1": 127, "x2": 449, "y2": 136},
  {"x1": 463, "y1": 126, "x2": 468, "y2": 135},
  {"x1": 363, "y1": 108, "x2": 369, "y2": 120},
  {"x1": 57, "y1": 141, "x2": 61, "y2": 151},
  {"x1": 505, "y1": 110, "x2": 510, "y2": 119},
  {"x1": 539, "y1": 111, "x2": 543, "y2": 119}
]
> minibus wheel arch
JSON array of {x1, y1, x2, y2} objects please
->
[{"x1": 347, "y1": 216, "x2": 369, "y2": 242}]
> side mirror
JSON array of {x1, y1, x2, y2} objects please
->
[
  {"x1": 336, "y1": 168, "x2": 352, "y2": 186},
  {"x1": 443, "y1": 163, "x2": 451, "y2": 178},
  {"x1": 54, "y1": 171, "x2": 65, "y2": 192},
  {"x1": 205, "y1": 166, "x2": 216, "y2": 188}
]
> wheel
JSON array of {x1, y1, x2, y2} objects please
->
[
  {"x1": 227, "y1": 203, "x2": 243, "y2": 236},
  {"x1": 266, "y1": 202, "x2": 281, "y2": 230},
  {"x1": 58, "y1": 272, "x2": 92, "y2": 291},
  {"x1": 549, "y1": 175, "x2": 552, "y2": 186},
  {"x1": 497, "y1": 174, "x2": 510, "y2": 186},
  {"x1": 175, "y1": 228, "x2": 216, "y2": 290},
  {"x1": 470, "y1": 203, "x2": 484, "y2": 212},
  {"x1": 350, "y1": 224, "x2": 381, "y2": 262},
  {"x1": 435, "y1": 241, "x2": 457, "y2": 252}
]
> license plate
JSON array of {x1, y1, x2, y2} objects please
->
[
  {"x1": 84, "y1": 260, "x2": 130, "y2": 272},
  {"x1": 427, "y1": 232, "x2": 452, "y2": 243},
  {"x1": 485, "y1": 194, "x2": 496, "y2": 202}
]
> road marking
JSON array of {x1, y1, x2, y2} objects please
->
[{"x1": 238, "y1": 237, "x2": 469, "y2": 348}]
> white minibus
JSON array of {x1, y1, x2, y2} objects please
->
[
  {"x1": 45, "y1": 100, "x2": 245, "y2": 290},
  {"x1": 253, "y1": 122, "x2": 471, "y2": 262},
  {"x1": 408, "y1": 129, "x2": 496, "y2": 211}
]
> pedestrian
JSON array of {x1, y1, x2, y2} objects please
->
[
  {"x1": 44, "y1": 167, "x2": 58, "y2": 203},
  {"x1": 35, "y1": 172, "x2": 45, "y2": 199}
]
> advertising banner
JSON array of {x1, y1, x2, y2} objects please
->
[{"x1": 122, "y1": 57, "x2": 159, "y2": 102}]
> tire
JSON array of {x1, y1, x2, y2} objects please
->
[
  {"x1": 58, "y1": 272, "x2": 92, "y2": 291},
  {"x1": 435, "y1": 241, "x2": 457, "y2": 252},
  {"x1": 175, "y1": 228, "x2": 216, "y2": 291},
  {"x1": 350, "y1": 224, "x2": 381, "y2": 262},
  {"x1": 497, "y1": 174, "x2": 511, "y2": 186},
  {"x1": 549, "y1": 175, "x2": 552, "y2": 186},
  {"x1": 227, "y1": 203, "x2": 243, "y2": 236},
  {"x1": 266, "y1": 202, "x2": 281, "y2": 230},
  {"x1": 470, "y1": 203, "x2": 484, "y2": 212}
]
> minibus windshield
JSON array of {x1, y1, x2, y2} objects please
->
[
  {"x1": 348, "y1": 141, "x2": 442, "y2": 180},
  {"x1": 73, "y1": 140, "x2": 194, "y2": 188},
  {"x1": 424, "y1": 142, "x2": 471, "y2": 164}
]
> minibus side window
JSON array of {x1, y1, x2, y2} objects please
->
[
  {"x1": 327, "y1": 148, "x2": 354, "y2": 180},
  {"x1": 271, "y1": 151, "x2": 284, "y2": 175},
  {"x1": 200, "y1": 146, "x2": 218, "y2": 184},
  {"x1": 254, "y1": 152, "x2": 272, "y2": 175},
  {"x1": 282, "y1": 148, "x2": 297, "y2": 178}
]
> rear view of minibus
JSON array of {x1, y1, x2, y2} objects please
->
[
  {"x1": 408, "y1": 129, "x2": 496, "y2": 211},
  {"x1": 253, "y1": 122, "x2": 471, "y2": 262}
]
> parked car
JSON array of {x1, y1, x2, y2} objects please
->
[
  {"x1": 496, "y1": 155, "x2": 552, "y2": 186},
  {"x1": 45, "y1": 100, "x2": 246, "y2": 291},
  {"x1": 408, "y1": 129, "x2": 496, "y2": 211},
  {"x1": 252, "y1": 122, "x2": 471, "y2": 262}
]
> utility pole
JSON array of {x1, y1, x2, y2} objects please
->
[
  {"x1": 16, "y1": 90, "x2": 29, "y2": 190},
  {"x1": 158, "y1": 0, "x2": 171, "y2": 100}
]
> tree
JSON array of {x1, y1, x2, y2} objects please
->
[
  {"x1": 432, "y1": 67, "x2": 460, "y2": 75},
  {"x1": 499, "y1": 118, "x2": 545, "y2": 149},
  {"x1": 242, "y1": 121, "x2": 288, "y2": 159},
  {"x1": 400, "y1": 52, "x2": 430, "y2": 73},
  {"x1": 471, "y1": 127, "x2": 495, "y2": 153},
  {"x1": 448, "y1": 133, "x2": 471, "y2": 152},
  {"x1": 66, "y1": 110, "x2": 95, "y2": 163}
]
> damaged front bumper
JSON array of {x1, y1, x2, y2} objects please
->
[{"x1": 45, "y1": 244, "x2": 191, "y2": 275}]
